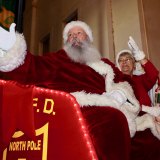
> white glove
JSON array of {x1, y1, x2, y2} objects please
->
[
  {"x1": 108, "y1": 90, "x2": 127, "y2": 106},
  {"x1": 142, "y1": 105, "x2": 160, "y2": 117},
  {"x1": 0, "y1": 23, "x2": 16, "y2": 52},
  {"x1": 128, "y1": 36, "x2": 145, "y2": 61}
]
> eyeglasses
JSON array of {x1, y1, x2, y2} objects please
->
[
  {"x1": 118, "y1": 58, "x2": 133, "y2": 64},
  {"x1": 68, "y1": 31, "x2": 85, "y2": 38}
]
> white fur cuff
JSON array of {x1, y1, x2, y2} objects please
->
[
  {"x1": 71, "y1": 91, "x2": 121, "y2": 108},
  {"x1": 0, "y1": 33, "x2": 27, "y2": 72}
]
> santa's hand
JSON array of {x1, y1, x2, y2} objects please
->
[
  {"x1": 0, "y1": 23, "x2": 16, "y2": 54},
  {"x1": 128, "y1": 36, "x2": 145, "y2": 61},
  {"x1": 142, "y1": 105, "x2": 160, "y2": 117}
]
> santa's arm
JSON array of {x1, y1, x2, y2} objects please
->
[{"x1": 0, "y1": 23, "x2": 27, "y2": 72}]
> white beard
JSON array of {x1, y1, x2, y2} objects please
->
[{"x1": 63, "y1": 40, "x2": 101, "y2": 64}]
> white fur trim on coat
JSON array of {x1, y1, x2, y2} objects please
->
[
  {"x1": 87, "y1": 60, "x2": 115, "y2": 90},
  {"x1": 71, "y1": 91, "x2": 121, "y2": 108},
  {"x1": 136, "y1": 113, "x2": 160, "y2": 140},
  {"x1": 120, "y1": 102, "x2": 137, "y2": 137},
  {"x1": 0, "y1": 33, "x2": 27, "y2": 72},
  {"x1": 136, "y1": 105, "x2": 160, "y2": 140}
]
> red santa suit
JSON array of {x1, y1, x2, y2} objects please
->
[{"x1": 0, "y1": 34, "x2": 132, "y2": 160}]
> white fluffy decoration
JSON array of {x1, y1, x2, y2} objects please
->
[
  {"x1": 63, "y1": 20, "x2": 93, "y2": 44},
  {"x1": 0, "y1": 33, "x2": 27, "y2": 72}
]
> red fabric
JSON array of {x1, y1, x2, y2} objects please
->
[
  {"x1": 0, "y1": 82, "x2": 98, "y2": 160},
  {"x1": 81, "y1": 107, "x2": 130, "y2": 160},
  {"x1": 1, "y1": 50, "x2": 122, "y2": 94},
  {"x1": 1, "y1": 50, "x2": 160, "y2": 160},
  {"x1": 131, "y1": 129, "x2": 160, "y2": 160},
  {"x1": 0, "y1": 80, "x2": 35, "y2": 149}
]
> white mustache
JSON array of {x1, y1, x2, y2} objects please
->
[{"x1": 71, "y1": 38, "x2": 82, "y2": 46}]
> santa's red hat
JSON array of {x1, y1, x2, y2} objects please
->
[{"x1": 63, "y1": 20, "x2": 93, "y2": 43}]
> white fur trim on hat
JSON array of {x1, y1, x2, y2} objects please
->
[{"x1": 63, "y1": 20, "x2": 93, "y2": 43}]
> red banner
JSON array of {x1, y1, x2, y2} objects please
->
[{"x1": 0, "y1": 80, "x2": 98, "y2": 160}]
